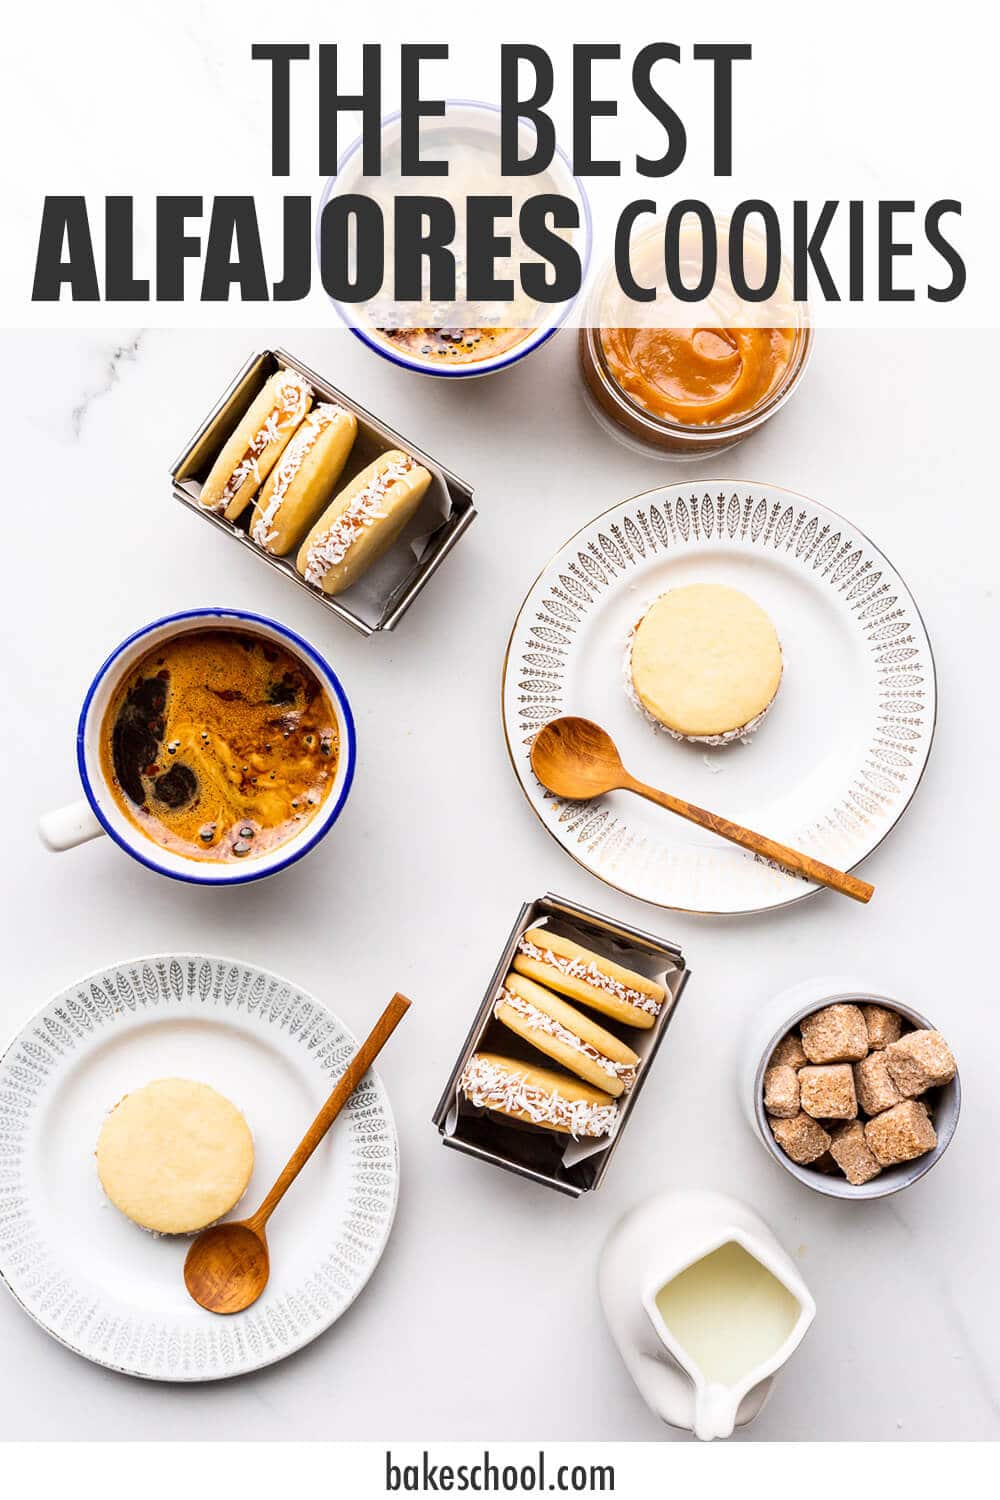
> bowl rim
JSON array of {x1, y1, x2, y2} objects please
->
[
  {"x1": 318, "y1": 98, "x2": 593, "y2": 378},
  {"x1": 75, "y1": 607, "x2": 357, "y2": 886},
  {"x1": 753, "y1": 990, "x2": 961, "y2": 1200}
]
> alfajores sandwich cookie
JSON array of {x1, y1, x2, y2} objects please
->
[
  {"x1": 200, "y1": 368, "x2": 313, "y2": 520},
  {"x1": 459, "y1": 1051, "x2": 618, "y2": 1139},
  {"x1": 296, "y1": 449, "x2": 432, "y2": 596},
  {"x1": 512, "y1": 928, "x2": 665, "y2": 1030},
  {"x1": 493, "y1": 972, "x2": 639, "y2": 1097},
  {"x1": 250, "y1": 402, "x2": 358, "y2": 555}
]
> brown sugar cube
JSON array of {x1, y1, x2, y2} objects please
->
[
  {"x1": 829, "y1": 1121, "x2": 883, "y2": 1185},
  {"x1": 763, "y1": 1064, "x2": 800, "y2": 1119},
  {"x1": 799, "y1": 1063, "x2": 858, "y2": 1120},
  {"x1": 883, "y1": 1030, "x2": 957, "y2": 1098},
  {"x1": 854, "y1": 1051, "x2": 903, "y2": 1115},
  {"x1": 865, "y1": 1100, "x2": 937, "y2": 1166},
  {"x1": 770, "y1": 1111, "x2": 831, "y2": 1165},
  {"x1": 800, "y1": 1004, "x2": 869, "y2": 1063},
  {"x1": 861, "y1": 1004, "x2": 903, "y2": 1051},
  {"x1": 770, "y1": 1031, "x2": 808, "y2": 1070}
]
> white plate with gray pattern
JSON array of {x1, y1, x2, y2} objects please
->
[
  {"x1": 503, "y1": 482, "x2": 935, "y2": 914},
  {"x1": 0, "y1": 954, "x2": 399, "y2": 1380}
]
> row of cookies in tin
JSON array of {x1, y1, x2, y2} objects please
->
[
  {"x1": 459, "y1": 928, "x2": 667, "y2": 1140},
  {"x1": 198, "y1": 367, "x2": 431, "y2": 596}
]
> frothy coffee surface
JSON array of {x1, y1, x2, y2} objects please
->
[
  {"x1": 376, "y1": 326, "x2": 531, "y2": 364},
  {"x1": 100, "y1": 628, "x2": 339, "y2": 863}
]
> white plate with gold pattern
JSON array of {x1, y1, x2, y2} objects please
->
[
  {"x1": 502, "y1": 482, "x2": 935, "y2": 914},
  {"x1": 0, "y1": 955, "x2": 399, "y2": 1380}
]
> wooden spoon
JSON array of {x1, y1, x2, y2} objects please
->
[
  {"x1": 184, "y1": 992, "x2": 411, "y2": 1314},
  {"x1": 530, "y1": 717, "x2": 874, "y2": 905}
]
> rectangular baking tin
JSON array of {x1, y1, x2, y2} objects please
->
[
  {"x1": 432, "y1": 892, "x2": 690, "y2": 1198},
  {"x1": 169, "y1": 347, "x2": 477, "y2": 637}
]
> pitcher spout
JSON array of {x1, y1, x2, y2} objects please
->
[{"x1": 694, "y1": 1383, "x2": 738, "y2": 1442}]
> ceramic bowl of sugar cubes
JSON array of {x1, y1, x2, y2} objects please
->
[{"x1": 744, "y1": 977, "x2": 961, "y2": 1200}]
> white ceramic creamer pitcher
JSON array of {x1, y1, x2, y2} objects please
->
[{"x1": 599, "y1": 1189, "x2": 815, "y2": 1440}]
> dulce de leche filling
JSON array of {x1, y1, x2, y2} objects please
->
[{"x1": 600, "y1": 326, "x2": 795, "y2": 427}]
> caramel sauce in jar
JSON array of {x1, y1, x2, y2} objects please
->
[
  {"x1": 580, "y1": 216, "x2": 811, "y2": 458},
  {"x1": 599, "y1": 326, "x2": 796, "y2": 426}
]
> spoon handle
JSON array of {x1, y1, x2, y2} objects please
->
[
  {"x1": 248, "y1": 992, "x2": 411, "y2": 1231},
  {"x1": 625, "y1": 776, "x2": 874, "y2": 904}
]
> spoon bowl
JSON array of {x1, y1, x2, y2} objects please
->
[
  {"x1": 184, "y1": 1220, "x2": 270, "y2": 1315},
  {"x1": 530, "y1": 717, "x2": 627, "y2": 799}
]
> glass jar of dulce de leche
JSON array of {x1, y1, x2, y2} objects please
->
[{"x1": 579, "y1": 218, "x2": 813, "y2": 459}]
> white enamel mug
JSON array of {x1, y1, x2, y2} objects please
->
[{"x1": 39, "y1": 607, "x2": 357, "y2": 886}]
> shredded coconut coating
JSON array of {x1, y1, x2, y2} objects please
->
[
  {"x1": 209, "y1": 371, "x2": 313, "y2": 514},
  {"x1": 303, "y1": 456, "x2": 413, "y2": 586},
  {"x1": 495, "y1": 989, "x2": 637, "y2": 1090},
  {"x1": 459, "y1": 1055, "x2": 618, "y2": 1139},
  {"x1": 251, "y1": 402, "x2": 346, "y2": 545},
  {"x1": 517, "y1": 938, "x2": 661, "y2": 1018}
]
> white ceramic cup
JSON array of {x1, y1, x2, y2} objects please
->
[{"x1": 39, "y1": 607, "x2": 357, "y2": 886}]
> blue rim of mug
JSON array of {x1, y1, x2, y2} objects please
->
[
  {"x1": 75, "y1": 608, "x2": 357, "y2": 887},
  {"x1": 317, "y1": 98, "x2": 593, "y2": 378}
]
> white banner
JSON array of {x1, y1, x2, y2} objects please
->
[
  {"x1": 1, "y1": 1, "x2": 992, "y2": 328},
  {"x1": 1, "y1": 1440, "x2": 994, "y2": 1494}
]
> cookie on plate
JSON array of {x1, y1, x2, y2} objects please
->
[
  {"x1": 627, "y1": 583, "x2": 782, "y2": 742},
  {"x1": 96, "y1": 1077, "x2": 254, "y2": 1235}
]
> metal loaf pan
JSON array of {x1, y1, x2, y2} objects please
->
[
  {"x1": 169, "y1": 346, "x2": 476, "y2": 636},
  {"x1": 433, "y1": 892, "x2": 690, "y2": 1197}
]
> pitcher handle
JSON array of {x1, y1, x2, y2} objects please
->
[
  {"x1": 632, "y1": 1354, "x2": 697, "y2": 1432},
  {"x1": 39, "y1": 799, "x2": 105, "y2": 852}
]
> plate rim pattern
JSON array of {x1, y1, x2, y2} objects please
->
[
  {"x1": 0, "y1": 953, "x2": 400, "y2": 1381},
  {"x1": 501, "y1": 481, "x2": 937, "y2": 915}
]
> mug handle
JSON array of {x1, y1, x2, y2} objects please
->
[{"x1": 39, "y1": 799, "x2": 105, "y2": 852}]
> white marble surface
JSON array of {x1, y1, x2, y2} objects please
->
[{"x1": 0, "y1": 326, "x2": 997, "y2": 1440}]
